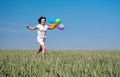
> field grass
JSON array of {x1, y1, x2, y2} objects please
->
[{"x1": 0, "y1": 50, "x2": 120, "y2": 77}]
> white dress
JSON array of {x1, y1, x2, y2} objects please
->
[{"x1": 35, "y1": 24, "x2": 49, "y2": 45}]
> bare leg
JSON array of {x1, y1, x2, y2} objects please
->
[
  {"x1": 35, "y1": 45, "x2": 42, "y2": 57},
  {"x1": 38, "y1": 45, "x2": 42, "y2": 53},
  {"x1": 41, "y1": 44, "x2": 46, "y2": 55},
  {"x1": 40, "y1": 44, "x2": 47, "y2": 60}
]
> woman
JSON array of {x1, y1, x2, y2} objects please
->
[{"x1": 26, "y1": 16, "x2": 55, "y2": 56}]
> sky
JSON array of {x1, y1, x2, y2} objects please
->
[{"x1": 0, "y1": 0, "x2": 120, "y2": 50}]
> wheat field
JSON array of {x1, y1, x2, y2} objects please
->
[{"x1": 0, "y1": 50, "x2": 120, "y2": 77}]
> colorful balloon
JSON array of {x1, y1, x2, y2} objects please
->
[
  {"x1": 58, "y1": 24, "x2": 64, "y2": 30},
  {"x1": 48, "y1": 18, "x2": 64, "y2": 30},
  {"x1": 55, "y1": 24, "x2": 58, "y2": 28},
  {"x1": 49, "y1": 18, "x2": 56, "y2": 24},
  {"x1": 49, "y1": 23, "x2": 58, "y2": 29},
  {"x1": 55, "y1": 18, "x2": 61, "y2": 25}
]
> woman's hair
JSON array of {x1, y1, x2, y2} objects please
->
[{"x1": 38, "y1": 16, "x2": 46, "y2": 24}]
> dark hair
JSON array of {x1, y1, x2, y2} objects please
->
[{"x1": 38, "y1": 16, "x2": 46, "y2": 24}]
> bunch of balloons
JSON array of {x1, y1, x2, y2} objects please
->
[{"x1": 49, "y1": 18, "x2": 64, "y2": 30}]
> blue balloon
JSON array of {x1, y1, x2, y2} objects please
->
[{"x1": 49, "y1": 18, "x2": 56, "y2": 24}]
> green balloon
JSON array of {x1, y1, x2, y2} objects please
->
[{"x1": 55, "y1": 18, "x2": 61, "y2": 25}]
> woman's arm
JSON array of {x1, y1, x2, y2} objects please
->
[{"x1": 26, "y1": 25, "x2": 38, "y2": 30}]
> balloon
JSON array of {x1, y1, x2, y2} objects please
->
[
  {"x1": 55, "y1": 18, "x2": 61, "y2": 25},
  {"x1": 55, "y1": 24, "x2": 58, "y2": 28},
  {"x1": 49, "y1": 23, "x2": 58, "y2": 29},
  {"x1": 49, "y1": 18, "x2": 56, "y2": 24},
  {"x1": 58, "y1": 24, "x2": 64, "y2": 30}
]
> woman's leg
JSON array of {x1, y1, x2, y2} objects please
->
[
  {"x1": 38, "y1": 45, "x2": 42, "y2": 53},
  {"x1": 41, "y1": 44, "x2": 46, "y2": 55},
  {"x1": 35, "y1": 45, "x2": 42, "y2": 57}
]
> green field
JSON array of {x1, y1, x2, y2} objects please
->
[{"x1": 0, "y1": 50, "x2": 120, "y2": 77}]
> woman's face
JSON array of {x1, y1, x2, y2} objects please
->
[{"x1": 41, "y1": 18, "x2": 46, "y2": 25}]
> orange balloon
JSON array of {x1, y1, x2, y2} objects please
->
[
  {"x1": 55, "y1": 25, "x2": 58, "y2": 28},
  {"x1": 49, "y1": 23, "x2": 58, "y2": 29}
]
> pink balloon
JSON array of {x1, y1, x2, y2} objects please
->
[{"x1": 58, "y1": 24, "x2": 64, "y2": 30}]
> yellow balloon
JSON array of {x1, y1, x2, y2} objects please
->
[{"x1": 49, "y1": 23, "x2": 58, "y2": 29}]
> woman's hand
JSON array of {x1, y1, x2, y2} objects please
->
[
  {"x1": 26, "y1": 25, "x2": 29, "y2": 29},
  {"x1": 26, "y1": 25, "x2": 37, "y2": 30}
]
